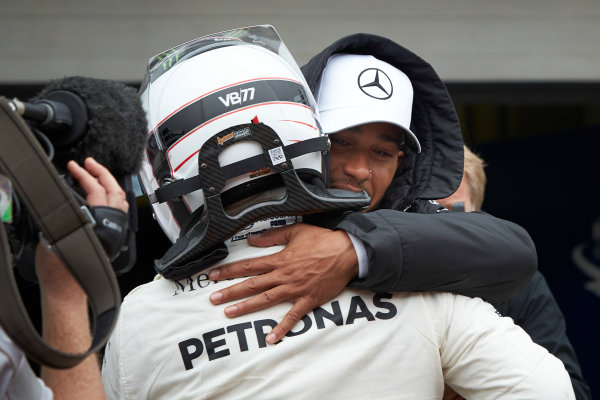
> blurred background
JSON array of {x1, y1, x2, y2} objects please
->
[{"x1": 2, "y1": 0, "x2": 599, "y2": 395}]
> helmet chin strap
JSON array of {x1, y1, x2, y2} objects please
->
[{"x1": 152, "y1": 122, "x2": 370, "y2": 280}]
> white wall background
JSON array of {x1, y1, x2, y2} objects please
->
[{"x1": 1, "y1": 0, "x2": 600, "y2": 83}]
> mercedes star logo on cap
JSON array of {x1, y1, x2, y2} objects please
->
[{"x1": 357, "y1": 68, "x2": 393, "y2": 100}]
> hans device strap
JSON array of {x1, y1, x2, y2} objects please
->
[
  {"x1": 0, "y1": 97, "x2": 120, "y2": 369},
  {"x1": 154, "y1": 123, "x2": 371, "y2": 280}
]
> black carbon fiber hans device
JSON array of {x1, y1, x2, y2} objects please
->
[{"x1": 153, "y1": 122, "x2": 370, "y2": 280}]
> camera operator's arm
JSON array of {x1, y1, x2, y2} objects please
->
[{"x1": 36, "y1": 157, "x2": 127, "y2": 400}]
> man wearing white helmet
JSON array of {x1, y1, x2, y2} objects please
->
[{"x1": 101, "y1": 26, "x2": 573, "y2": 399}]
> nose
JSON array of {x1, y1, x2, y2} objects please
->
[{"x1": 342, "y1": 151, "x2": 371, "y2": 183}]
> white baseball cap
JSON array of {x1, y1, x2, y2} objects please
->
[{"x1": 315, "y1": 54, "x2": 421, "y2": 153}]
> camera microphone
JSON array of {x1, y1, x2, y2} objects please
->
[
  {"x1": 6, "y1": 76, "x2": 148, "y2": 277},
  {"x1": 9, "y1": 76, "x2": 147, "y2": 180}
]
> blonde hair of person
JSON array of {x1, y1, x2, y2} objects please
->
[{"x1": 463, "y1": 145, "x2": 486, "y2": 211}]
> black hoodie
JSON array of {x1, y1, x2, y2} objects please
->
[
  {"x1": 301, "y1": 33, "x2": 590, "y2": 399},
  {"x1": 301, "y1": 33, "x2": 537, "y2": 306}
]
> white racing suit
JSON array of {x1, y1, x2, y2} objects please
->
[{"x1": 102, "y1": 225, "x2": 574, "y2": 399}]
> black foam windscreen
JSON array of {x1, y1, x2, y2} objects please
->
[{"x1": 31, "y1": 76, "x2": 147, "y2": 180}]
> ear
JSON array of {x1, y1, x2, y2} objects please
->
[{"x1": 397, "y1": 150, "x2": 406, "y2": 166}]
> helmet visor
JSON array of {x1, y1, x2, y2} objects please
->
[{"x1": 140, "y1": 25, "x2": 315, "y2": 112}]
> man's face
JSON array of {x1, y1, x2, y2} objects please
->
[{"x1": 329, "y1": 122, "x2": 405, "y2": 211}]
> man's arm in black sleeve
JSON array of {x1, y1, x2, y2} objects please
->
[
  {"x1": 496, "y1": 271, "x2": 591, "y2": 400},
  {"x1": 338, "y1": 209, "x2": 537, "y2": 305}
]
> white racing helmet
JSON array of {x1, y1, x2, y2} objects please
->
[{"x1": 138, "y1": 25, "x2": 370, "y2": 279}]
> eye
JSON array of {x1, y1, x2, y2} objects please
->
[
  {"x1": 374, "y1": 149, "x2": 393, "y2": 158},
  {"x1": 330, "y1": 136, "x2": 350, "y2": 147}
]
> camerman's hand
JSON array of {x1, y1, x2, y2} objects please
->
[
  {"x1": 208, "y1": 223, "x2": 358, "y2": 344},
  {"x1": 67, "y1": 157, "x2": 129, "y2": 212},
  {"x1": 37, "y1": 156, "x2": 126, "y2": 311},
  {"x1": 37, "y1": 156, "x2": 126, "y2": 301}
]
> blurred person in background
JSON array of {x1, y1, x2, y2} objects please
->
[{"x1": 437, "y1": 145, "x2": 591, "y2": 400}]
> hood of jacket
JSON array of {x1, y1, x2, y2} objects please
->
[{"x1": 301, "y1": 33, "x2": 464, "y2": 210}]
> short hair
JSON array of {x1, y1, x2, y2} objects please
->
[{"x1": 463, "y1": 145, "x2": 487, "y2": 211}]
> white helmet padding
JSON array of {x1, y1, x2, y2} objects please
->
[{"x1": 138, "y1": 26, "x2": 370, "y2": 279}]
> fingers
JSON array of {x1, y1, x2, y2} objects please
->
[
  {"x1": 215, "y1": 283, "x2": 287, "y2": 319},
  {"x1": 83, "y1": 157, "x2": 128, "y2": 212},
  {"x1": 222, "y1": 287, "x2": 280, "y2": 317},
  {"x1": 83, "y1": 157, "x2": 121, "y2": 194},
  {"x1": 212, "y1": 285, "x2": 313, "y2": 345},
  {"x1": 265, "y1": 300, "x2": 313, "y2": 344},
  {"x1": 209, "y1": 255, "x2": 276, "y2": 282},
  {"x1": 67, "y1": 160, "x2": 103, "y2": 199},
  {"x1": 210, "y1": 273, "x2": 277, "y2": 306},
  {"x1": 67, "y1": 157, "x2": 128, "y2": 212}
]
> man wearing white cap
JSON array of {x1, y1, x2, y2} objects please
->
[
  {"x1": 209, "y1": 34, "x2": 536, "y2": 340},
  {"x1": 315, "y1": 53, "x2": 421, "y2": 213}
]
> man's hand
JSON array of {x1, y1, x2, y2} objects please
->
[
  {"x1": 36, "y1": 157, "x2": 128, "y2": 287},
  {"x1": 67, "y1": 157, "x2": 129, "y2": 212},
  {"x1": 208, "y1": 223, "x2": 359, "y2": 344}
]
